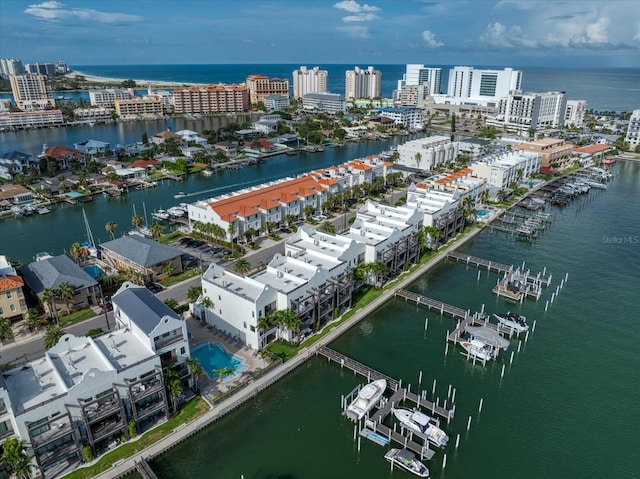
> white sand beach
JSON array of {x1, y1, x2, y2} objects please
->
[{"x1": 64, "y1": 71, "x2": 204, "y2": 88}]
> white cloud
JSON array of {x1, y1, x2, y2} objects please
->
[
  {"x1": 334, "y1": 1, "x2": 380, "y2": 13},
  {"x1": 343, "y1": 13, "x2": 379, "y2": 23},
  {"x1": 480, "y1": 22, "x2": 537, "y2": 48},
  {"x1": 421, "y1": 30, "x2": 443, "y2": 48},
  {"x1": 25, "y1": 1, "x2": 142, "y2": 23},
  {"x1": 336, "y1": 25, "x2": 370, "y2": 39}
]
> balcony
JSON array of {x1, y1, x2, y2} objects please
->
[
  {"x1": 90, "y1": 419, "x2": 125, "y2": 443},
  {"x1": 131, "y1": 380, "x2": 162, "y2": 401},
  {"x1": 37, "y1": 442, "x2": 79, "y2": 467},
  {"x1": 0, "y1": 427, "x2": 14, "y2": 440},
  {"x1": 84, "y1": 400, "x2": 122, "y2": 425},
  {"x1": 135, "y1": 400, "x2": 166, "y2": 420},
  {"x1": 31, "y1": 424, "x2": 73, "y2": 448},
  {"x1": 154, "y1": 334, "x2": 184, "y2": 351}
]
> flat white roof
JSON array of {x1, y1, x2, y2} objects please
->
[{"x1": 94, "y1": 329, "x2": 155, "y2": 371}]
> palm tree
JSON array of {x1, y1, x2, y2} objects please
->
[
  {"x1": 40, "y1": 287, "x2": 58, "y2": 323},
  {"x1": 162, "y1": 262, "x2": 175, "y2": 277},
  {"x1": 187, "y1": 286, "x2": 202, "y2": 303},
  {"x1": 26, "y1": 308, "x2": 43, "y2": 333},
  {"x1": 303, "y1": 205, "x2": 315, "y2": 219},
  {"x1": 44, "y1": 325, "x2": 65, "y2": 349},
  {"x1": 150, "y1": 222, "x2": 163, "y2": 240},
  {"x1": 213, "y1": 367, "x2": 235, "y2": 382},
  {"x1": 0, "y1": 317, "x2": 13, "y2": 344},
  {"x1": 163, "y1": 367, "x2": 183, "y2": 412},
  {"x1": 257, "y1": 314, "x2": 275, "y2": 348},
  {"x1": 233, "y1": 258, "x2": 251, "y2": 276},
  {"x1": 264, "y1": 221, "x2": 277, "y2": 235},
  {"x1": 1, "y1": 437, "x2": 32, "y2": 479},
  {"x1": 56, "y1": 282, "x2": 76, "y2": 314},
  {"x1": 414, "y1": 152, "x2": 422, "y2": 169},
  {"x1": 132, "y1": 214, "x2": 144, "y2": 230},
  {"x1": 105, "y1": 221, "x2": 118, "y2": 240},
  {"x1": 365, "y1": 261, "x2": 388, "y2": 288},
  {"x1": 424, "y1": 225, "x2": 442, "y2": 250},
  {"x1": 201, "y1": 296, "x2": 212, "y2": 309},
  {"x1": 227, "y1": 223, "x2": 237, "y2": 253},
  {"x1": 185, "y1": 356, "x2": 205, "y2": 393},
  {"x1": 69, "y1": 242, "x2": 85, "y2": 263},
  {"x1": 318, "y1": 221, "x2": 336, "y2": 234},
  {"x1": 285, "y1": 214, "x2": 297, "y2": 227},
  {"x1": 210, "y1": 223, "x2": 226, "y2": 245}
]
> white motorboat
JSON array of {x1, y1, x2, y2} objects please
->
[
  {"x1": 174, "y1": 192, "x2": 187, "y2": 199},
  {"x1": 494, "y1": 311, "x2": 528, "y2": 333},
  {"x1": 346, "y1": 379, "x2": 386, "y2": 421},
  {"x1": 152, "y1": 209, "x2": 170, "y2": 221},
  {"x1": 384, "y1": 448, "x2": 429, "y2": 477},
  {"x1": 392, "y1": 408, "x2": 449, "y2": 449},
  {"x1": 460, "y1": 339, "x2": 497, "y2": 362},
  {"x1": 167, "y1": 206, "x2": 186, "y2": 217}
]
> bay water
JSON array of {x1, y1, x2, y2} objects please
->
[{"x1": 151, "y1": 160, "x2": 639, "y2": 479}]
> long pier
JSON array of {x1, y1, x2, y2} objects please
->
[
  {"x1": 394, "y1": 289, "x2": 469, "y2": 321},
  {"x1": 446, "y1": 251, "x2": 552, "y2": 286}
]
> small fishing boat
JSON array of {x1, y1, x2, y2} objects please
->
[
  {"x1": 384, "y1": 448, "x2": 429, "y2": 477},
  {"x1": 494, "y1": 312, "x2": 528, "y2": 333},
  {"x1": 392, "y1": 408, "x2": 449, "y2": 448},
  {"x1": 174, "y1": 192, "x2": 187, "y2": 199}
]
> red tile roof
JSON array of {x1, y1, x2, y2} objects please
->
[
  {"x1": 572, "y1": 144, "x2": 611, "y2": 154},
  {"x1": 43, "y1": 145, "x2": 83, "y2": 161},
  {"x1": 0, "y1": 275, "x2": 23, "y2": 292},
  {"x1": 132, "y1": 159, "x2": 160, "y2": 168}
]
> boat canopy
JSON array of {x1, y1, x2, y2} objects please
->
[{"x1": 465, "y1": 325, "x2": 510, "y2": 349}]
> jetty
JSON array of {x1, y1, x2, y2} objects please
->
[
  {"x1": 318, "y1": 346, "x2": 453, "y2": 460},
  {"x1": 446, "y1": 251, "x2": 552, "y2": 286},
  {"x1": 135, "y1": 458, "x2": 158, "y2": 479}
]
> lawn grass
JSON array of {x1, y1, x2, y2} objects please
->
[
  {"x1": 159, "y1": 268, "x2": 201, "y2": 287},
  {"x1": 62, "y1": 397, "x2": 210, "y2": 479},
  {"x1": 158, "y1": 231, "x2": 182, "y2": 244},
  {"x1": 59, "y1": 308, "x2": 96, "y2": 327}
]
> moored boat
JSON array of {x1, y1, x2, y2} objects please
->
[
  {"x1": 174, "y1": 192, "x2": 187, "y2": 199},
  {"x1": 460, "y1": 338, "x2": 497, "y2": 362},
  {"x1": 384, "y1": 448, "x2": 429, "y2": 477},
  {"x1": 152, "y1": 209, "x2": 170, "y2": 221},
  {"x1": 602, "y1": 157, "x2": 616, "y2": 165},
  {"x1": 493, "y1": 311, "x2": 528, "y2": 333},
  {"x1": 392, "y1": 408, "x2": 449, "y2": 448},
  {"x1": 346, "y1": 378, "x2": 387, "y2": 421}
]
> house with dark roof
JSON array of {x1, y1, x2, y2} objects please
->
[
  {"x1": 99, "y1": 235, "x2": 183, "y2": 282},
  {"x1": 19, "y1": 254, "x2": 99, "y2": 315},
  {"x1": 0, "y1": 151, "x2": 39, "y2": 180},
  {"x1": 112, "y1": 282, "x2": 190, "y2": 367}
]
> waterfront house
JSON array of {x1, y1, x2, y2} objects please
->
[
  {"x1": 0, "y1": 184, "x2": 35, "y2": 205},
  {"x1": 19, "y1": 254, "x2": 99, "y2": 316},
  {"x1": 131, "y1": 158, "x2": 160, "y2": 172},
  {"x1": 213, "y1": 141, "x2": 239, "y2": 157},
  {"x1": 396, "y1": 136, "x2": 459, "y2": 171},
  {"x1": 0, "y1": 255, "x2": 28, "y2": 323},
  {"x1": 73, "y1": 139, "x2": 112, "y2": 158},
  {"x1": 0, "y1": 150, "x2": 39, "y2": 180},
  {"x1": 512, "y1": 138, "x2": 573, "y2": 174},
  {"x1": 99, "y1": 235, "x2": 183, "y2": 282},
  {"x1": 174, "y1": 129, "x2": 208, "y2": 146},
  {"x1": 151, "y1": 129, "x2": 181, "y2": 146},
  {"x1": 39, "y1": 145, "x2": 84, "y2": 170}
]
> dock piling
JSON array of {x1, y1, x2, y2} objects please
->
[
  {"x1": 447, "y1": 383, "x2": 452, "y2": 399},
  {"x1": 517, "y1": 341, "x2": 522, "y2": 352},
  {"x1": 432, "y1": 379, "x2": 436, "y2": 396},
  {"x1": 424, "y1": 317, "x2": 428, "y2": 332},
  {"x1": 466, "y1": 415, "x2": 472, "y2": 431},
  {"x1": 451, "y1": 388, "x2": 456, "y2": 403},
  {"x1": 532, "y1": 320, "x2": 537, "y2": 332},
  {"x1": 500, "y1": 364, "x2": 505, "y2": 378},
  {"x1": 442, "y1": 454, "x2": 447, "y2": 469},
  {"x1": 478, "y1": 398, "x2": 484, "y2": 413},
  {"x1": 455, "y1": 434, "x2": 461, "y2": 448},
  {"x1": 418, "y1": 371, "x2": 423, "y2": 389},
  {"x1": 509, "y1": 351, "x2": 514, "y2": 364},
  {"x1": 525, "y1": 331, "x2": 529, "y2": 343},
  {"x1": 545, "y1": 300, "x2": 549, "y2": 312}
]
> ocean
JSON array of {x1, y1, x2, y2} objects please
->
[
  {"x1": 150, "y1": 160, "x2": 639, "y2": 479},
  {"x1": 2, "y1": 64, "x2": 638, "y2": 113}
]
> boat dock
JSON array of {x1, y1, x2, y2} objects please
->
[
  {"x1": 135, "y1": 458, "x2": 158, "y2": 479},
  {"x1": 394, "y1": 289, "x2": 470, "y2": 321},
  {"x1": 317, "y1": 346, "x2": 452, "y2": 460},
  {"x1": 446, "y1": 251, "x2": 552, "y2": 286}
]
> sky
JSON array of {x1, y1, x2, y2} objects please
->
[{"x1": 1, "y1": 0, "x2": 639, "y2": 68}]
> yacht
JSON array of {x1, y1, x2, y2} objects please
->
[
  {"x1": 384, "y1": 448, "x2": 429, "y2": 477},
  {"x1": 152, "y1": 209, "x2": 170, "y2": 221},
  {"x1": 174, "y1": 192, "x2": 187, "y2": 199},
  {"x1": 494, "y1": 312, "x2": 528, "y2": 333},
  {"x1": 460, "y1": 339, "x2": 497, "y2": 362},
  {"x1": 345, "y1": 379, "x2": 387, "y2": 421},
  {"x1": 392, "y1": 408, "x2": 449, "y2": 448},
  {"x1": 167, "y1": 206, "x2": 186, "y2": 218}
]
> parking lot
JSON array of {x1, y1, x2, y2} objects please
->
[{"x1": 170, "y1": 237, "x2": 233, "y2": 269}]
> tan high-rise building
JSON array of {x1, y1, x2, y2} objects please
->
[
  {"x1": 173, "y1": 84, "x2": 249, "y2": 114},
  {"x1": 245, "y1": 75, "x2": 289, "y2": 105},
  {"x1": 9, "y1": 73, "x2": 55, "y2": 111},
  {"x1": 345, "y1": 66, "x2": 381, "y2": 100},
  {"x1": 292, "y1": 66, "x2": 328, "y2": 99}
]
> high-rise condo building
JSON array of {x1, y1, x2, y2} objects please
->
[
  {"x1": 245, "y1": 75, "x2": 289, "y2": 105},
  {"x1": 486, "y1": 91, "x2": 567, "y2": 135},
  {"x1": 292, "y1": 66, "x2": 328, "y2": 99},
  {"x1": 173, "y1": 84, "x2": 249, "y2": 113},
  {"x1": 441, "y1": 66, "x2": 522, "y2": 107},
  {"x1": 0, "y1": 59, "x2": 24, "y2": 78},
  {"x1": 345, "y1": 66, "x2": 381, "y2": 100},
  {"x1": 9, "y1": 73, "x2": 55, "y2": 111},
  {"x1": 625, "y1": 109, "x2": 640, "y2": 148},
  {"x1": 396, "y1": 64, "x2": 442, "y2": 96}
]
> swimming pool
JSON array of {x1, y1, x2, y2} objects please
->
[
  {"x1": 477, "y1": 209, "x2": 488, "y2": 217},
  {"x1": 83, "y1": 265, "x2": 105, "y2": 279},
  {"x1": 191, "y1": 341, "x2": 247, "y2": 381}
]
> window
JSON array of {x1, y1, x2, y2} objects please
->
[
  {"x1": 0, "y1": 307, "x2": 3, "y2": 315},
  {"x1": 6, "y1": 291, "x2": 11, "y2": 299},
  {"x1": 180, "y1": 347, "x2": 185, "y2": 354},
  {"x1": 9, "y1": 304, "x2": 16, "y2": 312}
]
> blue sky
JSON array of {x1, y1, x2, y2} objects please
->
[{"x1": 1, "y1": 0, "x2": 639, "y2": 67}]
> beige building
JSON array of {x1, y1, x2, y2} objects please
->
[
  {"x1": 0, "y1": 255, "x2": 27, "y2": 323},
  {"x1": 512, "y1": 138, "x2": 573, "y2": 174},
  {"x1": 115, "y1": 97, "x2": 164, "y2": 119},
  {"x1": 173, "y1": 84, "x2": 249, "y2": 114},
  {"x1": 245, "y1": 75, "x2": 289, "y2": 105},
  {"x1": 9, "y1": 73, "x2": 55, "y2": 110}
]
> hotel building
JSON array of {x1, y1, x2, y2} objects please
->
[
  {"x1": 486, "y1": 91, "x2": 568, "y2": 136},
  {"x1": 115, "y1": 97, "x2": 164, "y2": 119},
  {"x1": 302, "y1": 93, "x2": 346, "y2": 114},
  {"x1": 88, "y1": 89, "x2": 135, "y2": 107},
  {"x1": 9, "y1": 74, "x2": 55, "y2": 110},
  {"x1": 395, "y1": 64, "x2": 442, "y2": 97},
  {"x1": 433, "y1": 66, "x2": 522, "y2": 107},
  {"x1": 512, "y1": 138, "x2": 575, "y2": 174},
  {"x1": 245, "y1": 75, "x2": 289, "y2": 105},
  {"x1": 470, "y1": 151, "x2": 541, "y2": 188}
]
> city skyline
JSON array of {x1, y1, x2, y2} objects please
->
[{"x1": 1, "y1": 1, "x2": 639, "y2": 68}]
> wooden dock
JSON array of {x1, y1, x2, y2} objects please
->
[
  {"x1": 446, "y1": 251, "x2": 552, "y2": 286},
  {"x1": 135, "y1": 458, "x2": 158, "y2": 479},
  {"x1": 394, "y1": 289, "x2": 470, "y2": 321}
]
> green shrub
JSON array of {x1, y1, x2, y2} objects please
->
[{"x1": 83, "y1": 445, "x2": 93, "y2": 462}]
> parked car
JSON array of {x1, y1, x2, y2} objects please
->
[
  {"x1": 311, "y1": 214, "x2": 328, "y2": 221},
  {"x1": 100, "y1": 301, "x2": 113, "y2": 312},
  {"x1": 179, "y1": 237, "x2": 193, "y2": 244},
  {"x1": 191, "y1": 240, "x2": 205, "y2": 247},
  {"x1": 146, "y1": 282, "x2": 163, "y2": 293},
  {"x1": 280, "y1": 227, "x2": 292, "y2": 234}
]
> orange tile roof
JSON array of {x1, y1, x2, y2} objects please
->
[
  {"x1": 573, "y1": 144, "x2": 611, "y2": 154},
  {"x1": 132, "y1": 159, "x2": 160, "y2": 168},
  {"x1": 43, "y1": 145, "x2": 83, "y2": 161},
  {"x1": 0, "y1": 275, "x2": 23, "y2": 292},
  {"x1": 209, "y1": 175, "x2": 327, "y2": 221}
]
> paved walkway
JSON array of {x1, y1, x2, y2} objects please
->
[{"x1": 94, "y1": 226, "x2": 485, "y2": 479}]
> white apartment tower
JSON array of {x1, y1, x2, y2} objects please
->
[
  {"x1": 292, "y1": 66, "x2": 328, "y2": 99},
  {"x1": 396, "y1": 64, "x2": 442, "y2": 96},
  {"x1": 9, "y1": 73, "x2": 55, "y2": 110},
  {"x1": 345, "y1": 66, "x2": 381, "y2": 100},
  {"x1": 564, "y1": 100, "x2": 587, "y2": 128},
  {"x1": 625, "y1": 109, "x2": 640, "y2": 148},
  {"x1": 487, "y1": 91, "x2": 567, "y2": 135},
  {"x1": 446, "y1": 66, "x2": 522, "y2": 106},
  {"x1": 0, "y1": 59, "x2": 24, "y2": 78}
]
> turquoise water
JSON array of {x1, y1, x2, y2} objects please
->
[
  {"x1": 476, "y1": 209, "x2": 487, "y2": 216},
  {"x1": 192, "y1": 341, "x2": 247, "y2": 381},
  {"x1": 83, "y1": 265, "x2": 105, "y2": 279},
  {"x1": 152, "y1": 160, "x2": 639, "y2": 478}
]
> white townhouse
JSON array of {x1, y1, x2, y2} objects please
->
[
  {"x1": 0, "y1": 282, "x2": 188, "y2": 479},
  {"x1": 406, "y1": 184, "x2": 464, "y2": 246},
  {"x1": 378, "y1": 106, "x2": 424, "y2": 130},
  {"x1": 470, "y1": 151, "x2": 541, "y2": 189},
  {"x1": 396, "y1": 136, "x2": 459, "y2": 171}
]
